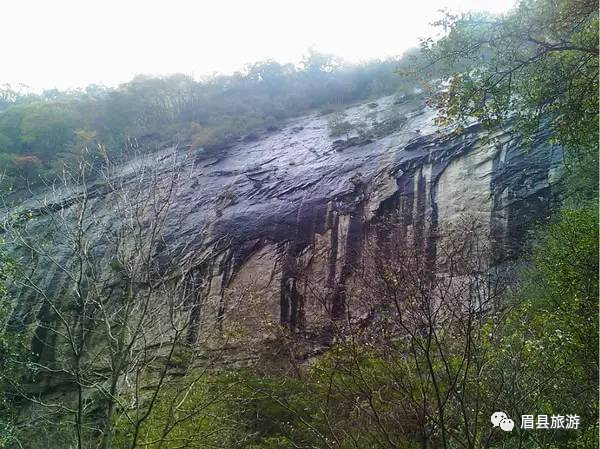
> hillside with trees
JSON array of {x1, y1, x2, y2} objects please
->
[
  {"x1": 0, "y1": 51, "x2": 419, "y2": 187},
  {"x1": 0, "y1": 0, "x2": 597, "y2": 448}
]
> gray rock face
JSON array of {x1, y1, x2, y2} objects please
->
[{"x1": 9, "y1": 95, "x2": 563, "y2": 359}]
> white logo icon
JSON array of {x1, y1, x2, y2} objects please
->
[
  {"x1": 491, "y1": 412, "x2": 507, "y2": 427},
  {"x1": 491, "y1": 412, "x2": 514, "y2": 431},
  {"x1": 500, "y1": 418, "x2": 515, "y2": 431}
]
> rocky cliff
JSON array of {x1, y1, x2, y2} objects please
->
[{"x1": 8, "y1": 95, "x2": 563, "y2": 366}]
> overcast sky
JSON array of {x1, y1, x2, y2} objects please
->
[{"x1": 2, "y1": 0, "x2": 515, "y2": 91}]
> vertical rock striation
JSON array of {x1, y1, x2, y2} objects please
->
[{"x1": 7, "y1": 95, "x2": 563, "y2": 360}]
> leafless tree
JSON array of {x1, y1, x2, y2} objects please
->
[
  {"x1": 3, "y1": 146, "x2": 235, "y2": 449},
  {"x1": 304, "y1": 214, "x2": 514, "y2": 449}
]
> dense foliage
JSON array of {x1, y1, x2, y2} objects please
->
[
  {"x1": 0, "y1": 52, "x2": 417, "y2": 186},
  {"x1": 420, "y1": 0, "x2": 598, "y2": 158}
]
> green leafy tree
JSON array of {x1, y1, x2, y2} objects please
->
[
  {"x1": 485, "y1": 206, "x2": 599, "y2": 449},
  {"x1": 420, "y1": 0, "x2": 598, "y2": 156},
  {"x1": 20, "y1": 102, "x2": 80, "y2": 160}
]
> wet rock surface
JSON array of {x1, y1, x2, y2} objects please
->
[{"x1": 8, "y1": 95, "x2": 563, "y2": 358}]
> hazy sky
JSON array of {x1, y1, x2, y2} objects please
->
[{"x1": 3, "y1": 0, "x2": 515, "y2": 90}]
